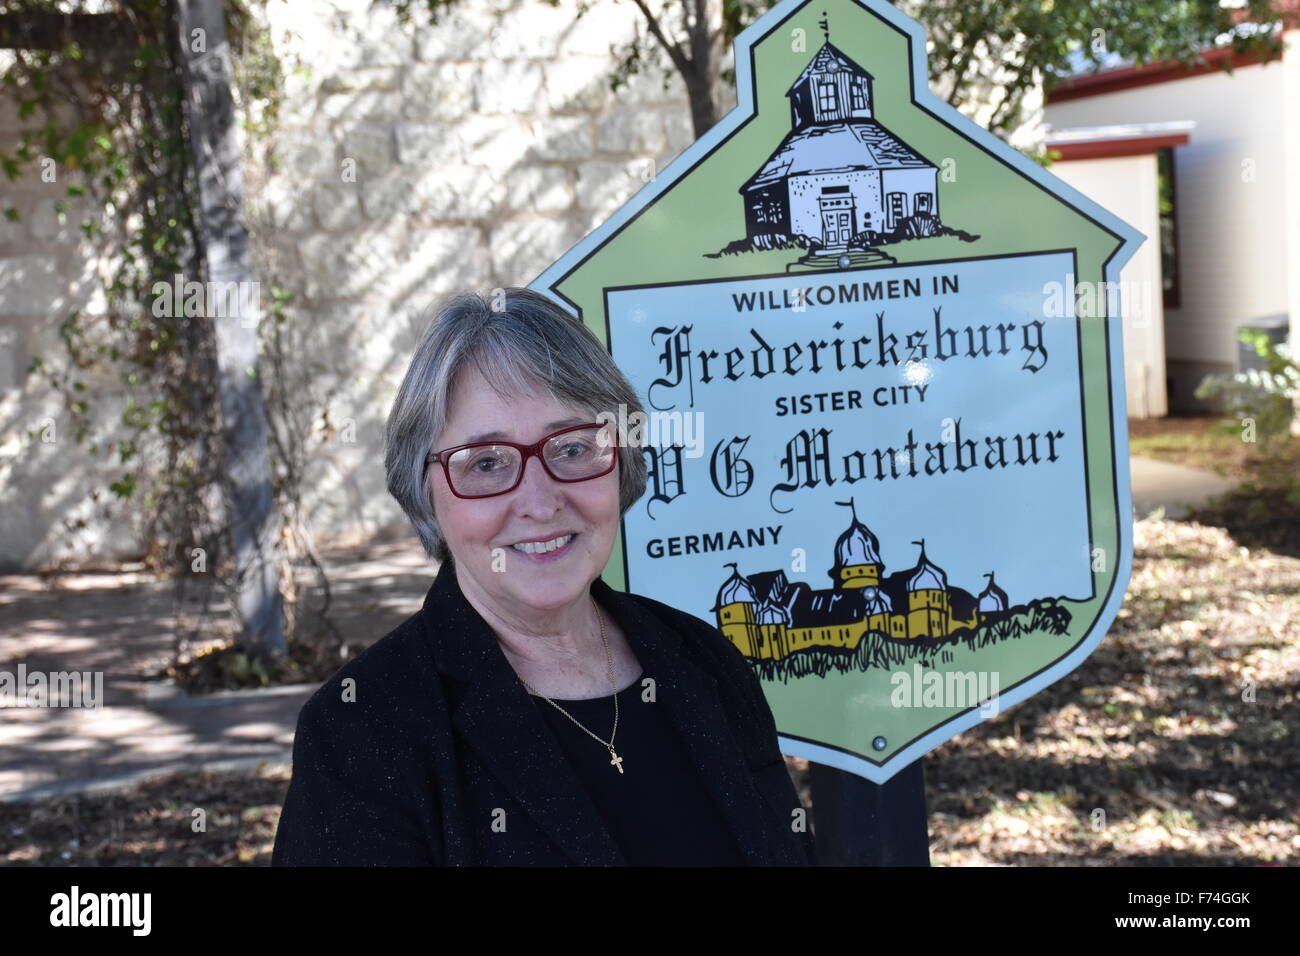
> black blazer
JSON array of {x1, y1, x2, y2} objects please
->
[{"x1": 271, "y1": 557, "x2": 817, "y2": 866}]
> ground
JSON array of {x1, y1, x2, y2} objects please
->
[{"x1": 1127, "y1": 415, "x2": 1254, "y2": 478}]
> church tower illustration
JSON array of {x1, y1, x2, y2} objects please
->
[
  {"x1": 740, "y1": 16, "x2": 942, "y2": 252},
  {"x1": 712, "y1": 499, "x2": 1017, "y2": 661}
]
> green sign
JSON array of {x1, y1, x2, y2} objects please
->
[{"x1": 531, "y1": 0, "x2": 1143, "y2": 782}]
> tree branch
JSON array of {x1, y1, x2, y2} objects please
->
[{"x1": 628, "y1": 0, "x2": 692, "y2": 77}]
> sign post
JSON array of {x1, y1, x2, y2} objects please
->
[{"x1": 531, "y1": 0, "x2": 1143, "y2": 862}]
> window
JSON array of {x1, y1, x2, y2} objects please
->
[
  {"x1": 915, "y1": 193, "x2": 933, "y2": 215},
  {"x1": 851, "y1": 79, "x2": 866, "y2": 110},
  {"x1": 818, "y1": 80, "x2": 837, "y2": 114},
  {"x1": 1157, "y1": 147, "x2": 1181, "y2": 309}
]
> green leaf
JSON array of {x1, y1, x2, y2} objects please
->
[{"x1": 109, "y1": 475, "x2": 137, "y2": 499}]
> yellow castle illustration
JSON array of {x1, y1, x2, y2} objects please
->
[{"x1": 712, "y1": 499, "x2": 1010, "y2": 660}]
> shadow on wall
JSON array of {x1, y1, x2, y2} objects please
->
[
  {"x1": 0, "y1": 0, "x2": 701, "y2": 572},
  {"x1": 0, "y1": 151, "x2": 146, "y2": 572}
]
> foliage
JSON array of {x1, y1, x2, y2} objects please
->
[
  {"x1": 3, "y1": 1, "x2": 216, "y2": 573},
  {"x1": 0, "y1": 1, "x2": 326, "y2": 666},
  {"x1": 748, "y1": 596, "x2": 1073, "y2": 683},
  {"x1": 1195, "y1": 329, "x2": 1300, "y2": 446},
  {"x1": 379, "y1": 0, "x2": 1286, "y2": 140},
  {"x1": 904, "y1": 0, "x2": 1285, "y2": 136},
  {"x1": 1190, "y1": 330, "x2": 1300, "y2": 556}
]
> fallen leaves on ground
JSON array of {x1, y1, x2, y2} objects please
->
[{"x1": 2, "y1": 519, "x2": 1296, "y2": 866}]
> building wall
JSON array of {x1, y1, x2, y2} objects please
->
[
  {"x1": 1285, "y1": 31, "x2": 1300, "y2": 433},
  {"x1": 0, "y1": 0, "x2": 715, "y2": 571},
  {"x1": 788, "y1": 170, "x2": 879, "y2": 236},
  {"x1": 1043, "y1": 52, "x2": 1293, "y2": 413},
  {"x1": 1046, "y1": 153, "x2": 1168, "y2": 417},
  {"x1": 880, "y1": 166, "x2": 938, "y2": 224}
]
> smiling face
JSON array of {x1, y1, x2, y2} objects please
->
[{"x1": 426, "y1": 363, "x2": 621, "y2": 628}]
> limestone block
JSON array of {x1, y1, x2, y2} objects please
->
[
  {"x1": 300, "y1": 229, "x2": 401, "y2": 300},
  {"x1": 474, "y1": 59, "x2": 546, "y2": 115},
  {"x1": 0, "y1": 204, "x2": 29, "y2": 244},
  {"x1": 411, "y1": 10, "x2": 495, "y2": 62},
  {"x1": 663, "y1": 107, "x2": 695, "y2": 157},
  {"x1": 403, "y1": 226, "x2": 490, "y2": 298},
  {"x1": 313, "y1": 182, "x2": 364, "y2": 230},
  {"x1": 528, "y1": 116, "x2": 594, "y2": 162},
  {"x1": 596, "y1": 108, "x2": 666, "y2": 154},
  {"x1": 279, "y1": 64, "x2": 319, "y2": 116},
  {"x1": 616, "y1": 61, "x2": 685, "y2": 107},
  {"x1": 505, "y1": 164, "x2": 573, "y2": 214},
  {"x1": 402, "y1": 61, "x2": 478, "y2": 122},
  {"x1": 273, "y1": 130, "x2": 340, "y2": 180},
  {"x1": 257, "y1": 176, "x2": 315, "y2": 234},
  {"x1": 470, "y1": 1, "x2": 569, "y2": 59},
  {"x1": 28, "y1": 198, "x2": 90, "y2": 243},
  {"x1": 320, "y1": 90, "x2": 403, "y2": 123},
  {"x1": 422, "y1": 165, "x2": 504, "y2": 221},
  {"x1": 456, "y1": 116, "x2": 535, "y2": 173},
  {"x1": 0, "y1": 256, "x2": 66, "y2": 314},
  {"x1": 557, "y1": 3, "x2": 637, "y2": 57},
  {"x1": 575, "y1": 159, "x2": 646, "y2": 213},
  {"x1": 543, "y1": 56, "x2": 614, "y2": 114},
  {"x1": 395, "y1": 123, "x2": 463, "y2": 167},
  {"x1": 320, "y1": 67, "x2": 402, "y2": 94},
  {"x1": 0, "y1": 324, "x2": 19, "y2": 391},
  {"x1": 341, "y1": 125, "x2": 396, "y2": 177},
  {"x1": 266, "y1": 0, "x2": 410, "y2": 70},
  {"x1": 361, "y1": 174, "x2": 425, "y2": 220},
  {"x1": 489, "y1": 216, "x2": 585, "y2": 285}
]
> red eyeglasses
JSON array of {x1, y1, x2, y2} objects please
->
[{"x1": 425, "y1": 422, "x2": 619, "y2": 499}]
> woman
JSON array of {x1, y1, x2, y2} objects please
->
[{"x1": 271, "y1": 287, "x2": 815, "y2": 866}]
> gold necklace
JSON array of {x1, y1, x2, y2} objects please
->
[{"x1": 520, "y1": 596, "x2": 624, "y2": 774}]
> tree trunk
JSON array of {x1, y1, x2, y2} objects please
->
[{"x1": 176, "y1": 0, "x2": 287, "y2": 661}]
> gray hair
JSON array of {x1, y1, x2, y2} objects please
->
[{"x1": 385, "y1": 287, "x2": 648, "y2": 565}]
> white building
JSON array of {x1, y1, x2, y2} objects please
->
[{"x1": 1043, "y1": 25, "x2": 1300, "y2": 416}]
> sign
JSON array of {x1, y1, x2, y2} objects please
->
[{"x1": 531, "y1": 0, "x2": 1143, "y2": 783}]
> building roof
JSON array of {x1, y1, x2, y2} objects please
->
[
  {"x1": 977, "y1": 572, "x2": 1009, "y2": 613},
  {"x1": 879, "y1": 569, "x2": 978, "y2": 623},
  {"x1": 1045, "y1": 43, "x2": 1284, "y2": 104},
  {"x1": 906, "y1": 540, "x2": 947, "y2": 592},
  {"x1": 1044, "y1": 120, "x2": 1194, "y2": 160},
  {"x1": 712, "y1": 565, "x2": 756, "y2": 610},
  {"x1": 788, "y1": 41, "x2": 874, "y2": 90},
  {"x1": 785, "y1": 580, "x2": 868, "y2": 627},
  {"x1": 741, "y1": 119, "x2": 934, "y2": 192},
  {"x1": 829, "y1": 513, "x2": 882, "y2": 577}
]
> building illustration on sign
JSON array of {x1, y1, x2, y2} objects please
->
[
  {"x1": 712, "y1": 499, "x2": 1072, "y2": 667},
  {"x1": 728, "y1": 19, "x2": 966, "y2": 265}
]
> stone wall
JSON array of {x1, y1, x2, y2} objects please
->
[{"x1": 0, "y1": 0, "x2": 716, "y2": 570}]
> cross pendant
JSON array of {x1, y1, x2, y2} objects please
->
[{"x1": 609, "y1": 750, "x2": 624, "y2": 774}]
